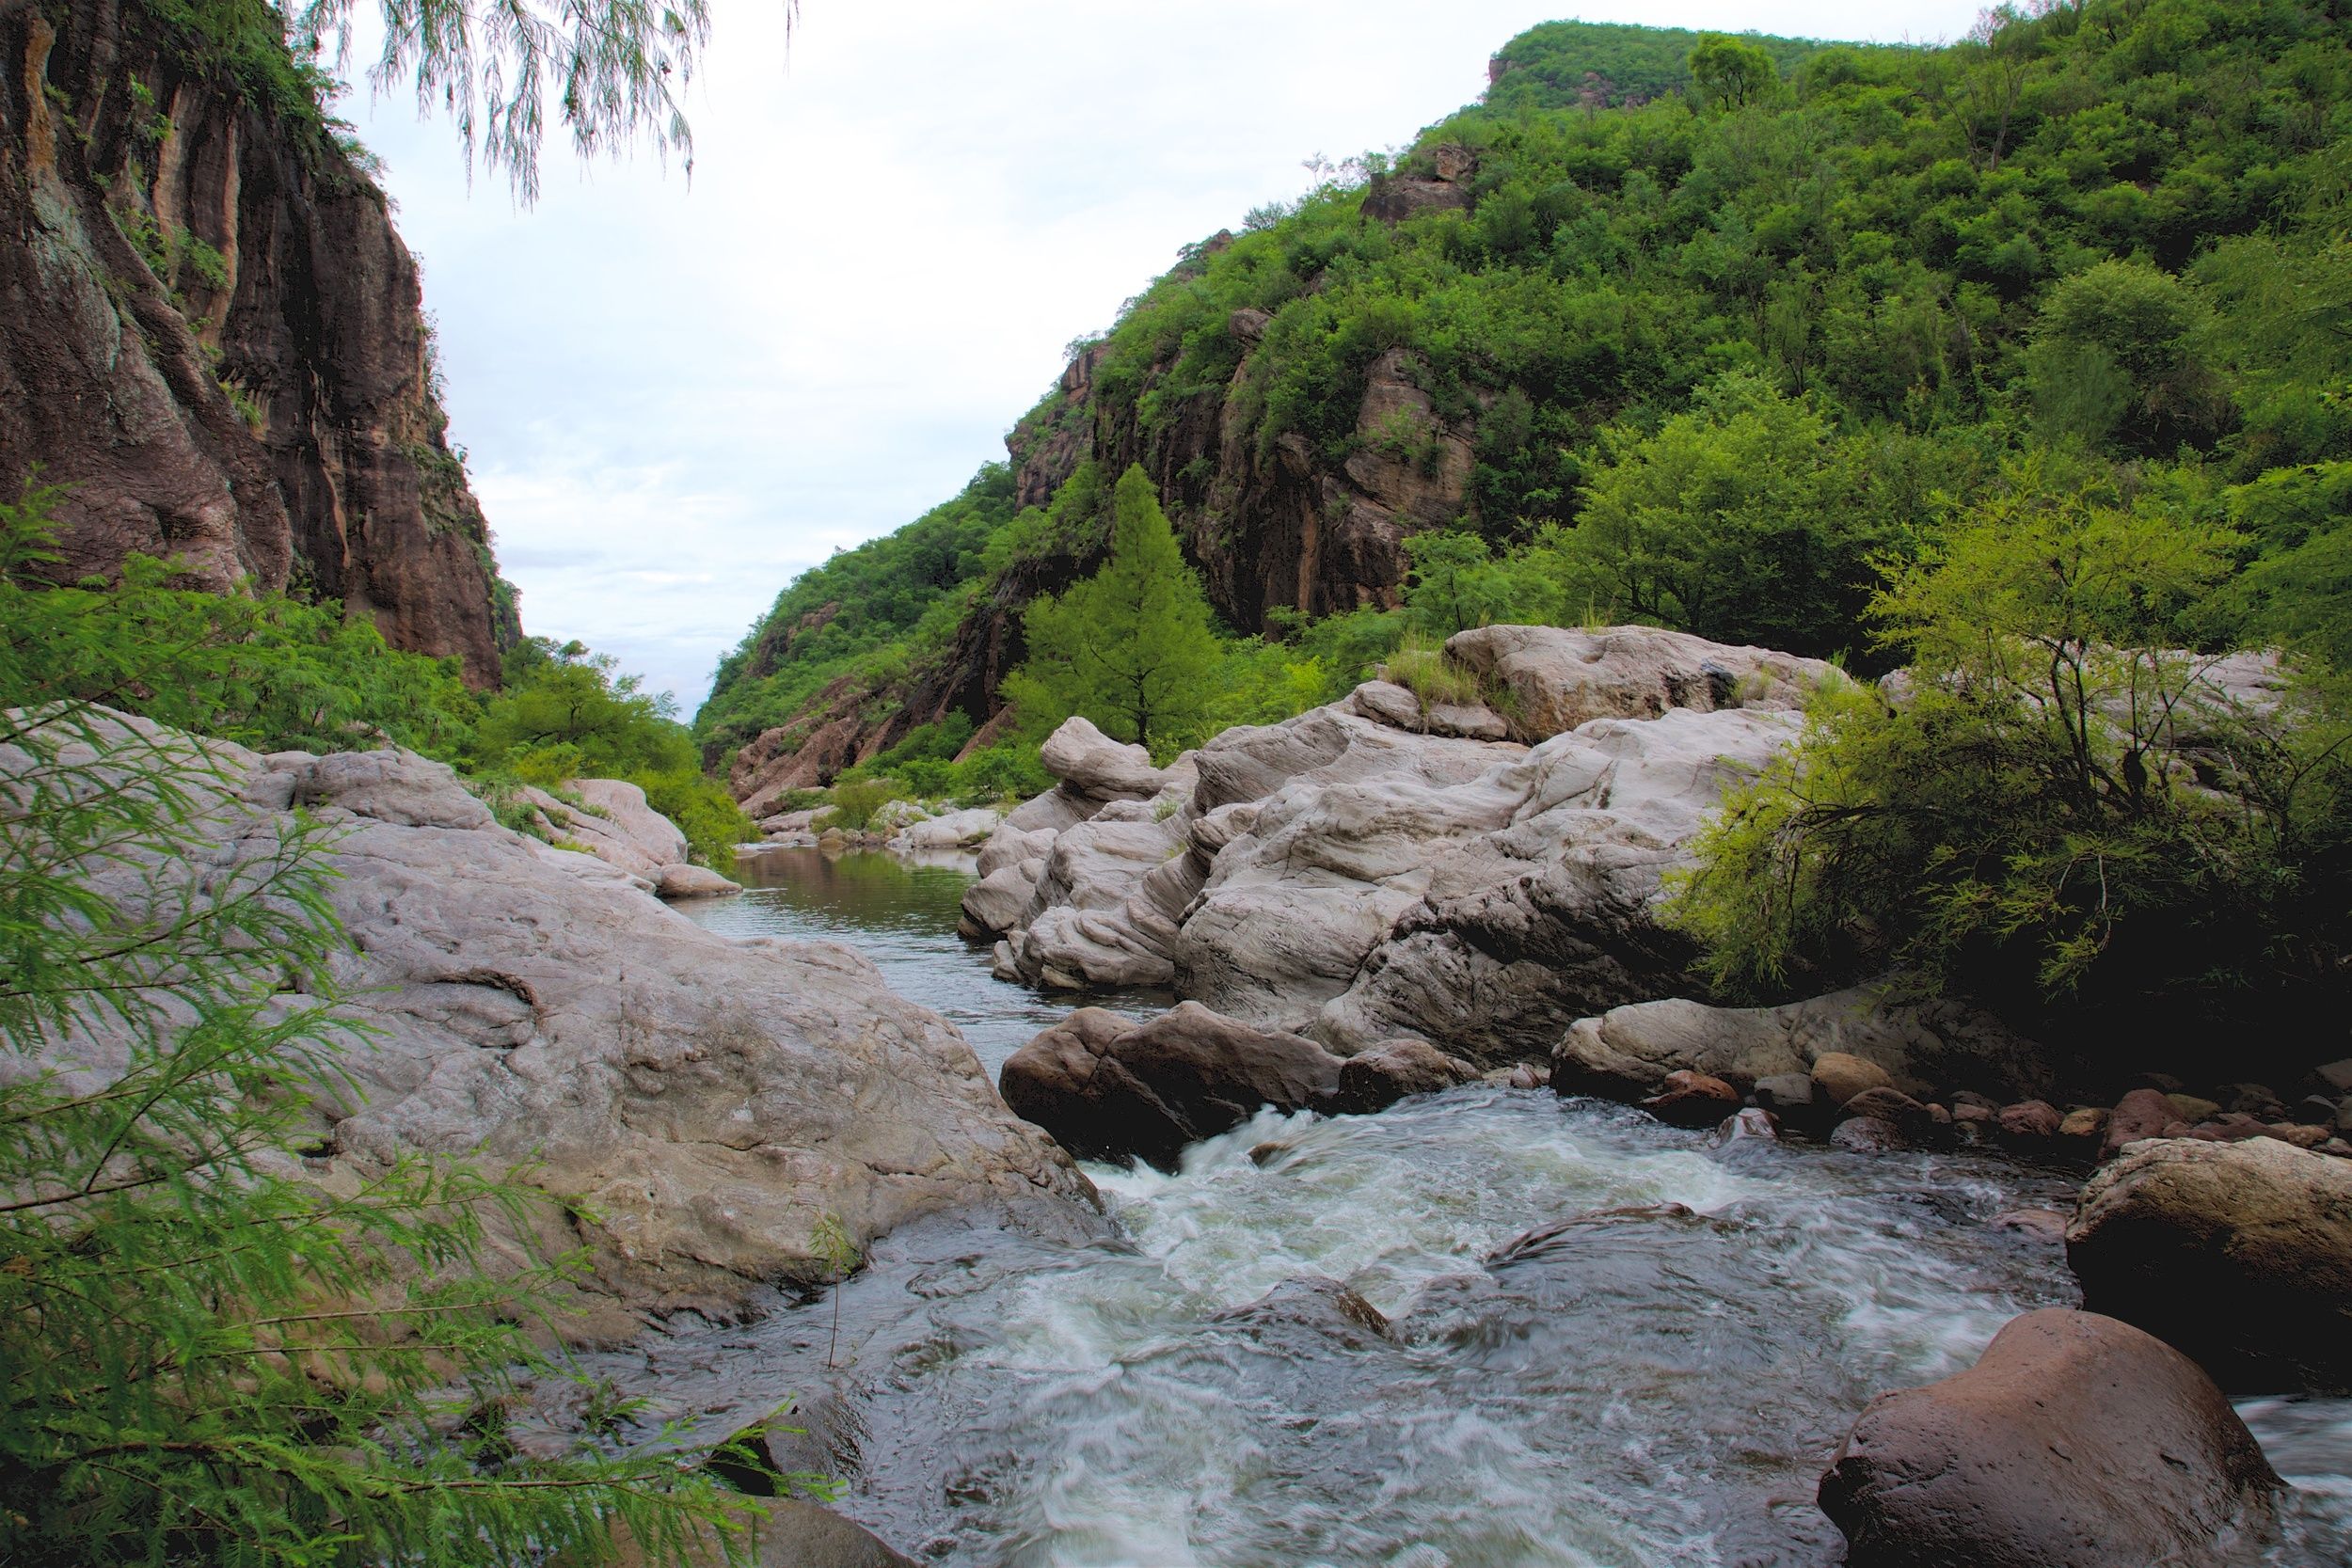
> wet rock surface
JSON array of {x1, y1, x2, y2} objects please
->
[
  {"x1": 2069, "y1": 1137, "x2": 2352, "y2": 1392},
  {"x1": 997, "y1": 1002, "x2": 1343, "y2": 1171},
  {"x1": 1820, "y1": 1308, "x2": 2280, "y2": 1568}
]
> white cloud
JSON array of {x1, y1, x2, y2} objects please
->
[{"x1": 357, "y1": 0, "x2": 1989, "y2": 710}]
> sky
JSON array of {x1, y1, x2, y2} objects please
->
[{"x1": 352, "y1": 0, "x2": 1994, "y2": 714}]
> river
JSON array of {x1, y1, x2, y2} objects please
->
[{"x1": 655, "y1": 845, "x2": 2352, "y2": 1566}]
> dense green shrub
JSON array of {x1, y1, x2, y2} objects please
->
[
  {"x1": 1670, "y1": 457, "x2": 2352, "y2": 1052},
  {"x1": 819, "y1": 778, "x2": 910, "y2": 832},
  {"x1": 1, "y1": 486, "x2": 748, "y2": 869}
]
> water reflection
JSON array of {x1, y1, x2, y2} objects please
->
[{"x1": 684, "y1": 845, "x2": 1168, "y2": 1074}]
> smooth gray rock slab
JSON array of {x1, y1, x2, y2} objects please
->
[{"x1": 9, "y1": 713, "x2": 1102, "y2": 1339}]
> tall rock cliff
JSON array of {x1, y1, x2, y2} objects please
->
[{"x1": 0, "y1": 0, "x2": 518, "y2": 682}]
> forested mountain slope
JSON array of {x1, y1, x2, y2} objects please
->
[
  {"x1": 0, "y1": 0, "x2": 520, "y2": 682},
  {"x1": 699, "y1": 1, "x2": 2352, "y2": 789}
]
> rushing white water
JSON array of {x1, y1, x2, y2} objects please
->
[{"x1": 644, "y1": 846, "x2": 2352, "y2": 1566}]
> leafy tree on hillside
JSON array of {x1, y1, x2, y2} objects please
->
[
  {"x1": 2026, "y1": 259, "x2": 2231, "y2": 454},
  {"x1": 1688, "y1": 34, "x2": 1779, "y2": 111},
  {"x1": 1003, "y1": 466, "x2": 1217, "y2": 761},
  {"x1": 1401, "y1": 531, "x2": 1557, "y2": 639},
  {"x1": 1671, "y1": 455, "x2": 2352, "y2": 1054},
  {"x1": 480, "y1": 637, "x2": 693, "y2": 781},
  {"x1": 1536, "y1": 373, "x2": 1900, "y2": 657}
]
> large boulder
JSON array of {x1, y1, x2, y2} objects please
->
[
  {"x1": 1552, "y1": 986, "x2": 2048, "y2": 1104},
  {"x1": 517, "y1": 777, "x2": 739, "y2": 900},
  {"x1": 890, "y1": 805, "x2": 1002, "y2": 852},
  {"x1": 998, "y1": 1002, "x2": 1343, "y2": 1170},
  {"x1": 1442, "y1": 624, "x2": 1831, "y2": 744},
  {"x1": 1038, "y1": 716, "x2": 1168, "y2": 801},
  {"x1": 1819, "y1": 1308, "x2": 2280, "y2": 1568},
  {"x1": 965, "y1": 629, "x2": 1976, "y2": 1078},
  {"x1": 2068, "y1": 1136, "x2": 2352, "y2": 1391},
  {"x1": 15, "y1": 714, "x2": 1101, "y2": 1340},
  {"x1": 1332, "y1": 1037, "x2": 1479, "y2": 1114},
  {"x1": 1306, "y1": 705, "x2": 1806, "y2": 1062},
  {"x1": 956, "y1": 722, "x2": 1198, "y2": 986}
]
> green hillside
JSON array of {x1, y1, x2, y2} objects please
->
[{"x1": 698, "y1": 1, "x2": 2352, "y2": 773}]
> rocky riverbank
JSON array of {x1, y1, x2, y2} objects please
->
[
  {"x1": 943, "y1": 624, "x2": 2351, "y2": 1564},
  {"x1": 9, "y1": 711, "x2": 1104, "y2": 1344}
]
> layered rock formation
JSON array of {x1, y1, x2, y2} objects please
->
[
  {"x1": 14, "y1": 711, "x2": 1100, "y2": 1340},
  {"x1": 1550, "y1": 988, "x2": 2053, "y2": 1105},
  {"x1": 965, "y1": 626, "x2": 1831, "y2": 1067},
  {"x1": 516, "y1": 776, "x2": 741, "y2": 898},
  {"x1": 0, "y1": 1, "x2": 516, "y2": 680}
]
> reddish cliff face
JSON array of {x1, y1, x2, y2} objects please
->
[{"x1": 0, "y1": 0, "x2": 518, "y2": 683}]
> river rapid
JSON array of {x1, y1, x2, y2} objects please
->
[{"x1": 645, "y1": 846, "x2": 2352, "y2": 1567}]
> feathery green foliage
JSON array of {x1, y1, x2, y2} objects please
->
[
  {"x1": 1669, "y1": 456, "x2": 2352, "y2": 1049},
  {"x1": 1003, "y1": 467, "x2": 1220, "y2": 761},
  {"x1": 0, "y1": 541, "x2": 755, "y2": 1563}
]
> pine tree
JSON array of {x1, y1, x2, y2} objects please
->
[{"x1": 1004, "y1": 466, "x2": 1218, "y2": 760}]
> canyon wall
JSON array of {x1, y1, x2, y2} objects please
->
[{"x1": 0, "y1": 0, "x2": 517, "y2": 682}]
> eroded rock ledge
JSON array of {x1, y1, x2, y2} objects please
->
[{"x1": 965, "y1": 626, "x2": 1829, "y2": 1064}]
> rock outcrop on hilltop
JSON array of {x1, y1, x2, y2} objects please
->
[
  {"x1": 0, "y1": 2, "x2": 516, "y2": 681},
  {"x1": 966, "y1": 626, "x2": 1830, "y2": 1066},
  {"x1": 11, "y1": 712, "x2": 1100, "y2": 1341}
]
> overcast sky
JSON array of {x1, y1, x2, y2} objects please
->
[{"x1": 354, "y1": 0, "x2": 1991, "y2": 713}]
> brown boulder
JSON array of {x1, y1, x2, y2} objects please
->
[
  {"x1": 1831, "y1": 1117, "x2": 1905, "y2": 1154},
  {"x1": 999, "y1": 1003, "x2": 1343, "y2": 1172},
  {"x1": 1639, "y1": 1069, "x2": 1741, "y2": 1128},
  {"x1": 1812, "y1": 1051, "x2": 1894, "y2": 1109},
  {"x1": 2190, "y1": 1112, "x2": 2275, "y2": 1143},
  {"x1": 1840, "y1": 1085, "x2": 1929, "y2": 1125},
  {"x1": 2102, "y1": 1087, "x2": 2176, "y2": 1159},
  {"x1": 1706, "y1": 1107, "x2": 1781, "y2": 1149},
  {"x1": 1819, "y1": 1308, "x2": 2279, "y2": 1568},
  {"x1": 1333, "y1": 1037, "x2": 1479, "y2": 1114},
  {"x1": 1996, "y1": 1099, "x2": 2061, "y2": 1142},
  {"x1": 2167, "y1": 1092, "x2": 2223, "y2": 1123},
  {"x1": 2068, "y1": 1136, "x2": 2352, "y2": 1391},
  {"x1": 2058, "y1": 1105, "x2": 2110, "y2": 1145}
]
